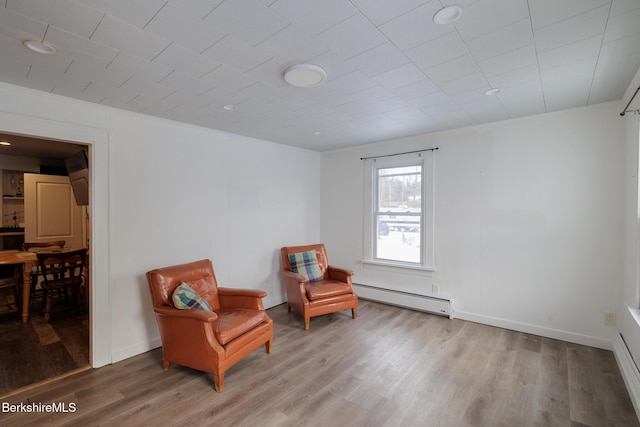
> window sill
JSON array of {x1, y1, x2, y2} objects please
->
[
  {"x1": 361, "y1": 259, "x2": 437, "y2": 272},
  {"x1": 628, "y1": 305, "x2": 640, "y2": 328}
]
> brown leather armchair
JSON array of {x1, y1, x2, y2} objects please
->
[
  {"x1": 146, "y1": 259, "x2": 273, "y2": 392},
  {"x1": 281, "y1": 244, "x2": 357, "y2": 330}
]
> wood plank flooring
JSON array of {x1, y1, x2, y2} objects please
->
[
  {"x1": 1, "y1": 300, "x2": 638, "y2": 426},
  {"x1": 0, "y1": 288, "x2": 89, "y2": 394}
]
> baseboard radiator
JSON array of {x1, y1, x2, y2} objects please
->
[
  {"x1": 354, "y1": 283, "x2": 452, "y2": 318},
  {"x1": 615, "y1": 333, "x2": 640, "y2": 419}
]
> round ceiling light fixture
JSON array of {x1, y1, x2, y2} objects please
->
[
  {"x1": 283, "y1": 64, "x2": 327, "y2": 88},
  {"x1": 23, "y1": 39, "x2": 56, "y2": 55},
  {"x1": 484, "y1": 88, "x2": 503, "y2": 95},
  {"x1": 433, "y1": 5, "x2": 463, "y2": 25},
  {"x1": 222, "y1": 104, "x2": 238, "y2": 111}
]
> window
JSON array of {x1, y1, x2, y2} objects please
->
[{"x1": 364, "y1": 151, "x2": 435, "y2": 269}]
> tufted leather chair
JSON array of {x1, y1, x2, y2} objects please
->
[
  {"x1": 146, "y1": 259, "x2": 273, "y2": 392},
  {"x1": 281, "y1": 244, "x2": 358, "y2": 331}
]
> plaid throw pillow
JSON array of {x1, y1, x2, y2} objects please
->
[
  {"x1": 288, "y1": 250, "x2": 323, "y2": 282},
  {"x1": 172, "y1": 282, "x2": 213, "y2": 311}
]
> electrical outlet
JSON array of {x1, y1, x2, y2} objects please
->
[
  {"x1": 604, "y1": 311, "x2": 617, "y2": 326},
  {"x1": 432, "y1": 283, "x2": 440, "y2": 296}
]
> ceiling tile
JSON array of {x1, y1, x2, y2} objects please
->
[
  {"x1": 346, "y1": 42, "x2": 409, "y2": 78},
  {"x1": 0, "y1": 32, "x2": 73, "y2": 76},
  {"x1": 454, "y1": 0, "x2": 529, "y2": 40},
  {"x1": 497, "y1": 79, "x2": 546, "y2": 118},
  {"x1": 477, "y1": 45, "x2": 536, "y2": 77},
  {"x1": 529, "y1": 0, "x2": 611, "y2": 30},
  {"x1": 373, "y1": 63, "x2": 427, "y2": 90},
  {"x1": 256, "y1": 25, "x2": 328, "y2": 64},
  {"x1": 106, "y1": 52, "x2": 173, "y2": 84},
  {"x1": 603, "y1": 7, "x2": 640, "y2": 43},
  {"x1": 78, "y1": 0, "x2": 167, "y2": 28},
  {"x1": 487, "y1": 64, "x2": 540, "y2": 89},
  {"x1": 244, "y1": 58, "x2": 289, "y2": 87},
  {"x1": 540, "y1": 56, "x2": 598, "y2": 111},
  {"x1": 7, "y1": 0, "x2": 104, "y2": 39},
  {"x1": 168, "y1": 0, "x2": 224, "y2": 19},
  {"x1": 533, "y1": 6, "x2": 609, "y2": 53},
  {"x1": 0, "y1": 6, "x2": 47, "y2": 41},
  {"x1": 203, "y1": 35, "x2": 272, "y2": 73},
  {"x1": 350, "y1": 0, "x2": 427, "y2": 26},
  {"x1": 610, "y1": 0, "x2": 640, "y2": 17},
  {"x1": 424, "y1": 54, "x2": 480, "y2": 84},
  {"x1": 392, "y1": 78, "x2": 441, "y2": 100},
  {"x1": 203, "y1": 0, "x2": 289, "y2": 46},
  {"x1": 144, "y1": 3, "x2": 226, "y2": 53},
  {"x1": 45, "y1": 26, "x2": 119, "y2": 67},
  {"x1": 269, "y1": 0, "x2": 358, "y2": 36},
  {"x1": 200, "y1": 65, "x2": 258, "y2": 92},
  {"x1": 313, "y1": 13, "x2": 387, "y2": 60},
  {"x1": 589, "y1": 45, "x2": 640, "y2": 103},
  {"x1": 466, "y1": 18, "x2": 533, "y2": 61},
  {"x1": 90, "y1": 15, "x2": 171, "y2": 61},
  {"x1": 379, "y1": 1, "x2": 452, "y2": 51},
  {"x1": 324, "y1": 70, "x2": 377, "y2": 95},
  {"x1": 439, "y1": 72, "x2": 490, "y2": 96},
  {"x1": 152, "y1": 43, "x2": 221, "y2": 78},
  {"x1": 405, "y1": 31, "x2": 469, "y2": 70},
  {"x1": 537, "y1": 35, "x2": 602, "y2": 70}
]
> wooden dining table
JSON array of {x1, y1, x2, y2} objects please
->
[{"x1": 0, "y1": 250, "x2": 38, "y2": 323}]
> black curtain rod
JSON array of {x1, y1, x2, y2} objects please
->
[
  {"x1": 620, "y1": 86, "x2": 640, "y2": 116},
  {"x1": 360, "y1": 147, "x2": 439, "y2": 161}
]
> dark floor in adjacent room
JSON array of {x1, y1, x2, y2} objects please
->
[{"x1": 0, "y1": 287, "x2": 89, "y2": 394}]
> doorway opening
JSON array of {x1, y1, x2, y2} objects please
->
[{"x1": 0, "y1": 131, "x2": 92, "y2": 395}]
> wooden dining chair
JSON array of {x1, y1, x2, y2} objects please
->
[
  {"x1": 0, "y1": 262, "x2": 21, "y2": 315},
  {"x1": 22, "y1": 241, "x2": 66, "y2": 309},
  {"x1": 36, "y1": 248, "x2": 87, "y2": 322}
]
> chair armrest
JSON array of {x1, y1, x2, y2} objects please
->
[
  {"x1": 153, "y1": 306, "x2": 218, "y2": 322},
  {"x1": 280, "y1": 270, "x2": 309, "y2": 306},
  {"x1": 281, "y1": 270, "x2": 308, "y2": 283},
  {"x1": 152, "y1": 306, "x2": 224, "y2": 354},
  {"x1": 218, "y1": 287, "x2": 267, "y2": 310},
  {"x1": 327, "y1": 265, "x2": 354, "y2": 283}
]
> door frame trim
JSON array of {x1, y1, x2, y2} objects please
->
[{"x1": 0, "y1": 110, "x2": 111, "y2": 368}]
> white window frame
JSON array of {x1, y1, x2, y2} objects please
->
[{"x1": 363, "y1": 151, "x2": 435, "y2": 270}]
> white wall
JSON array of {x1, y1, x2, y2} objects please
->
[
  {"x1": 321, "y1": 101, "x2": 625, "y2": 349},
  {"x1": 0, "y1": 82, "x2": 321, "y2": 365},
  {"x1": 108, "y1": 112, "x2": 320, "y2": 360}
]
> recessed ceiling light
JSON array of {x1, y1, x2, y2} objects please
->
[
  {"x1": 433, "y1": 5, "x2": 463, "y2": 25},
  {"x1": 222, "y1": 104, "x2": 238, "y2": 111},
  {"x1": 313, "y1": 131, "x2": 321, "y2": 135},
  {"x1": 23, "y1": 40, "x2": 56, "y2": 55},
  {"x1": 484, "y1": 88, "x2": 503, "y2": 95},
  {"x1": 0, "y1": 141, "x2": 11, "y2": 146},
  {"x1": 283, "y1": 64, "x2": 327, "y2": 88}
]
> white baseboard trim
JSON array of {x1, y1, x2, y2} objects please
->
[
  {"x1": 454, "y1": 310, "x2": 612, "y2": 350},
  {"x1": 264, "y1": 294, "x2": 286, "y2": 310},
  {"x1": 111, "y1": 336, "x2": 162, "y2": 364},
  {"x1": 614, "y1": 334, "x2": 640, "y2": 419}
]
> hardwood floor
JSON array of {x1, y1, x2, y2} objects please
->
[{"x1": 1, "y1": 300, "x2": 638, "y2": 426}]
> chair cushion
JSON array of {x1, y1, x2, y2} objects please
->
[
  {"x1": 172, "y1": 282, "x2": 213, "y2": 311},
  {"x1": 288, "y1": 250, "x2": 323, "y2": 282},
  {"x1": 305, "y1": 280, "x2": 353, "y2": 300},
  {"x1": 215, "y1": 308, "x2": 268, "y2": 345}
]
